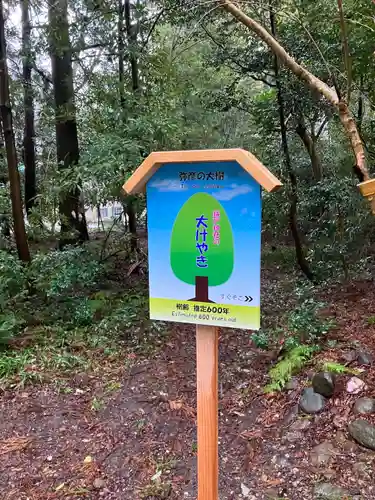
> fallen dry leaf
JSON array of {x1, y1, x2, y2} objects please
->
[
  {"x1": 0, "y1": 437, "x2": 33, "y2": 455},
  {"x1": 266, "y1": 478, "x2": 283, "y2": 486},
  {"x1": 169, "y1": 400, "x2": 183, "y2": 410}
]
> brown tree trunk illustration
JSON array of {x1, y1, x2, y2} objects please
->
[{"x1": 189, "y1": 276, "x2": 214, "y2": 303}]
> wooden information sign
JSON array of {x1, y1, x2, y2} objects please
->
[{"x1": 123, "y1": 149, "x2": 282, "y2": 500}]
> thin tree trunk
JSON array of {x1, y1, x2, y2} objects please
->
[
  {"x1": 22, "y1": 0, "x2": 37, "y2": 216},
  {"x1": 124, "y1": 0, "x2": 140, "y2": 92},
  {"x1": 295, "y1": 118, "x2": 323, "y2": 181},
  {"x1": 220, "y1": 0, "x2": 369, "y2": 182},
  {"x1": 337, "y1": 0, "x2": 352, "y2": 102},
  {"x1": 0, "y1": 0, "x2": 30, "y2": 262},
  {"x1": 48, "y1": 0, "x2": 89, "y2": 248},
  {"x1": 270, "y1": 5, "x2": 314, "y2": 281},
  {"x1": 118, "y1": 0, "x2": 125, "y2": 108},
  {"x1": 123, "y1": 0, "x2": 138, "y2": 252},
  {"x1": 0, "y1": 121, "x2": 10, "y2": 237}
]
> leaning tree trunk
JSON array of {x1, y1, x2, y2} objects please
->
[
  {"x1": 220, "y1": 0, "x2": 369, "y2": 183},
  {"x1": 0, "y1": 0, "x2": 30, "y2": 262},
  {"x1": 22, "y1": 0, "x2": 37, "y2": 216},
  {"x1": 48, "y1": 0, "x2": 89, "y2": 247},
  {"x1": 270, "y1": 6, "x2": 314, "y2": 281}
]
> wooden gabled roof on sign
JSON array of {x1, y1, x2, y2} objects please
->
[{"x1": 122, "y1": 148, "x2": 282, "y2": 195}]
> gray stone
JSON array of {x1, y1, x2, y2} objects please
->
[
  {"x1": 300, "y1": 388, "x2": 326, "y2": 414},
  {"x1": 313, "y1": 482, "x2": 350, "y2": 499},
  {"x1": 357, "y1": 351, "x2": 373, "y2": 366},
  {"x1": 285, "y1": 377, "x2": 299, "y2": 391},
  {"x1": 312, "y1": 372, "x2": 335, "y2": 398},
  {"x1": 348, "y1": 419, "x2": 375, "y2": 450},
  {"x1": 353, "y1": 397, "x2": 375, "y2": 415},
  {"x1": 310, "y1": 441, "x2": 337, "y2": 466}
]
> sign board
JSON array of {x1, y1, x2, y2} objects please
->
[
  {"x1": 123, "y1": 149, "x2": 282, "y2": 500},
  {"x1": 147, "y1": 160, "x2": 261, "y2": 330}
]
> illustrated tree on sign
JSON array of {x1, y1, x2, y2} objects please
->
[{"x1": 170, "y1": 193, "x2": 234, "y2": 302}]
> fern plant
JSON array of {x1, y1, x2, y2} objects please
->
[
  {"x1": 264, "y1": 345, "x2": 316, "y2": 393},
  {"x1": 321, "y1": 361, "x2": 359, "y2": 375}
]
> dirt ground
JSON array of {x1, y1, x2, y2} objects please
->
[{"x1": 1, "y1": 274, "x2": 375, "y2": 499}]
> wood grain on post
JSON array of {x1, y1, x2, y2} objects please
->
[{"x1": 196, "y1": 324, "x2": 219, "y2": 500}]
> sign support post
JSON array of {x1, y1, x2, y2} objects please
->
[
  {"x1": 196, "y1": 324, "x2": 218, "y2": 500},
  {"x1": 123, "y1": 149, "x2": 282, "y2": 500}
]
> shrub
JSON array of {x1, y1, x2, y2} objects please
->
[
  {"x1": 29, "y1": 247, "x2": 103, "y2": 298},
  {"x1": 0, "y1": 251, "x2": 26, "y2": 311}
]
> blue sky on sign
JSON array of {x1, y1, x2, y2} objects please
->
[{"x1": 147, "y1": 161, "x2": 261, "y2": 306}]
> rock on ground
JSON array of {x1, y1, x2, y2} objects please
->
[
  {"x1": 346, "y1": 377, "x2": 366, "y2": 394},
  {"x1": 353, "y1": 397, "x2": 375, "y2": 415},
  {"x1": 313, "y1": 482, "x2": 350, "y2": 499},
  {"x1": 348, "y1": 419, "x2": 375, "y2": 450},
  {"x1": 312, "y1": 372, "x2": 335, "y2": 398},
  {"x1": 357, "y1": 351, "x2": 373, "y2": 366},
  {"x1": 300, "y1": 388, "x2": 326, "y2": 414}
]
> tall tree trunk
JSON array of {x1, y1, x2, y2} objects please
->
[
  {"x1": 295, "y1": 117, "x2": 323, "y2": 181},
  {"x1": 220, "y1": 1, "x2": 369, "y2": 183},
  {"x1": 0, "y1": 0, "x2": 30, "y2": 262},
  {"x1": 21, "y1": 0, "x2": 36, "y2": 216},
  {"x1": 0, "y1": 121, "x2": 10, "y2": 238},
  {"x1": 270, "y1": 6, "x2": 314, "y2": 281},
  {"x1": 48, "y1": 0, "x2": 89, "y2": 247},
  {"x1": 118, "y1": 0, "x2": 125, "y2": 108},
  {"x1": 124, "y1": 0, "x2": 140, "y2": 92},
  {"x1": 123, "y1": 0, "x2": 138, "y2": 252}
]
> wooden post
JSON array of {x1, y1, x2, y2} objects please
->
[{"x1": 196, "y1": 325, "x2": 219, "y2": 500}]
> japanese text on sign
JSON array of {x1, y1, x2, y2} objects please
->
[
  {"x1": 179, "y1": 171, "x2": 225, "y2": 182},
  {"x1": 213, "y1": 210, "x2": 220, "y2": 246},
  {"x1": 176, "y1": 303, "x2": 230, "y2": 314},
  {"x1": 196, "y1": 215, "x2": 208, "y2": 268}
]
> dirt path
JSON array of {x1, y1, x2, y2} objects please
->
[{"x1": 1, "y1": 280, "x2": 375, "y2": 499}]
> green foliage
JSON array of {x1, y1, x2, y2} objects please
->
[
  {"x1": 0, "y1": 251, "x2": 26, "y2": 310},
  {"x1": 170, "y1": 193, "x2": 234, "y2": 286},
  {"x1": 251, "y1": 330, "x2": 270, "y2": 350},
  {"x1": 287, "y1": 299, "x2": 335, "y2": 343},
  {"x1": 265, "y1": 345, "x2": 316, "y2": 393},
  {"x1": 367, "y1": 316, "x2": 375, "y2": 325},
  {"x1": 321, "y1": 361, "x2": 359, "y2": 375},
  {"x1": 0, "y1": 312, "x2": 22, "y2": 344},
  {"x1": 29, "y1": 247, "x2": 103, "y2": 298}
]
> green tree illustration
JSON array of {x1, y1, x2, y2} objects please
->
[{"x1": 170, "y1": 192, "x2": 234, "y2": 302}]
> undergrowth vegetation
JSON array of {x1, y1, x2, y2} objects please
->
[
  {"x1": 264, "y1": 345, "x2": 317, "y2": 393},
  {"x1": 252, "y1": 281, "x2": 337, "y2": 393},
  {"x1": 0, "y1": 245, "x2": 167, "y2": 388}
]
